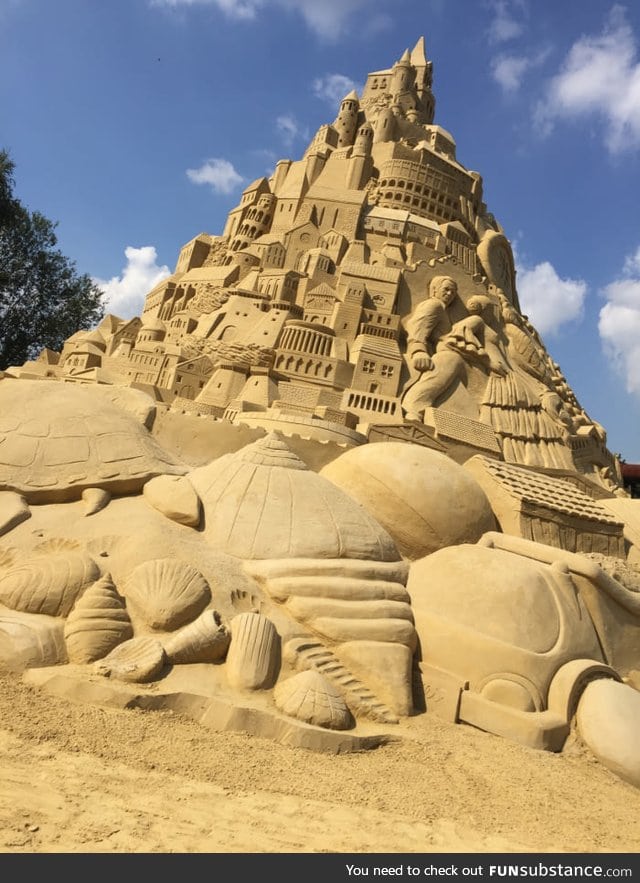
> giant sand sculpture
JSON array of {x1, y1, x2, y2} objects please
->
[{"x1": 1, "y1": 39, "x2": 640, "y2": 787}]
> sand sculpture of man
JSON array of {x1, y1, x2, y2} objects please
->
[
  {"x1": 401, "y1": 278, "x2": 506, "y2": 420},
  {"x1": 401, "y1": 276, "x2": 457, "y2": 420}
]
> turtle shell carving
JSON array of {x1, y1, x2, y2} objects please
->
[{"x1": 0, "y1": 379, "x2": 187, "y2": 503}]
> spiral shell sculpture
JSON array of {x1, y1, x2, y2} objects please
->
[
  {"x1": 163, "y1": 609, "x2": 230, "y2": 664},
  {"x1": 64, "y1": 572, "x2": 133, "y2": 664}
]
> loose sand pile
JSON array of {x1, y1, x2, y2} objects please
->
[{"x1": 0, "y1": 670, "x2": 639, "y2": 854}]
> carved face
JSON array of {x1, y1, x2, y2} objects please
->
[{"x1": 433, "y1": 276, "x2": 457, "y2": 306}]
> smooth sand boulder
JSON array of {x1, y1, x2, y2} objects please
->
[
  {"x1": 320, "y1": 442, "x2": 496, "y2": 559},
  {"x1": 576, "y1": 678, "x2": 640, "y2": 788}
]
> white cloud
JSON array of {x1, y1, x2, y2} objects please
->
[
  {"x1": 186, "y1": 158, "x2": 244, "y2": 194},
  {"x1": 276, "y1": 114, "x2": 307, "y2": 146},
  {"x1": 491, "y1": 48, "x2": 550, "y2": 93},
  {"x1": 623, "y1": 246, "x2": 640, "y2": 276},
  {"x1": 150, "y1": 0, "x2": 265, "y2": 20},
  {"x1": 486, "y1": 0, "x2": 526, "y2": 45},
  {"x1": 515, "y1": 257, "x2": 587, "y2": 337},
  {"x1": 149, "y1": 0, "x2": 374, "y2": 40},
  {"x1": 312, "y1": 73, "x2": 361, "y2": 105},
  {"x1": 534, "y1": 5, "x2": 640, "y2": 153},
  {"x1": 277, "y1": 0, "x2": 370, "y2": 41},
  {"x1": 491, "y1": 55, "x2": 530, "y2": 93},
  {"x1": 361, "y1": 12, "x2": 393, "y2": 40},
  {"x1": 93, "y1": 246, "x2": 171, "y2": 321},
  {"x1": 599, "y1": 246, "x2": 640, "y2": 395}
]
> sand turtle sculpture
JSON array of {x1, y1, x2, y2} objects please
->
[{"x1": 0, "y1": 379, "x2": 189, "y2": 531}]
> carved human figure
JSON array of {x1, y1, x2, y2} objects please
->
[
  {"x1": 404, "y1": 275, "x2": 457, "y2": 371},
  {"x1": 479, "y1": 291, "x2": 575, "y2": 470},
  {"x1": 401, "y1": 276, "x2": 459, "y2": 420},
  {"x1": 401, "y1": 291, "x2": 505, "y2": 420},
  {"x1": 548, "y1": 360, "x2": 607, "y2": 443}
]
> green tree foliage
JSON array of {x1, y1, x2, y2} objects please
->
[{"x1": 0, "y1": 150, "x2": 104, "y2": 369}]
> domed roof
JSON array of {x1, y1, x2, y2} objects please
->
[
  {"x1": 75, "y1": 328, "x2": 106, "y2": 350},
  {"x1": 188, "y1": 433, "x2": 401, "y2": 562}
]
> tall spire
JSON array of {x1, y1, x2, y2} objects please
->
[{"x1": 410, "y1": 36, "x2": 427, "y2": 67}]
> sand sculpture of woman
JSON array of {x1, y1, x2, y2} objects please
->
[
  {"x1": 478, "y1": 291, "x2": 576, "y2": 470},
  {"x1": 401, "y1": 283, "x2": 579, "y2": 470}
]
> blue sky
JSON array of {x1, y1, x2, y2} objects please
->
[{"x1": 2, "y1": 0, "x2": 640, "y2": 461}]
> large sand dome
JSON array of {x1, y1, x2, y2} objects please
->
[
  {"x1": 187, "y1": 432, "x2": 402, "y2": 561},
  {"x1": 319, "y1": 443, "x2": 497, "y2": 559}
]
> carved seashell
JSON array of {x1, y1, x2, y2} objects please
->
[
  {"x1": 188, "y1": 432, "x2": 401, "y2": 561},
  {"x1": 274, "y1": 670, "x2": 354, "y2": 730},
  {"x1": 227, "y1": 613, "x2": 280, "y2": 690},
  {"x1": 0, "y1": 552, "x2": 101, "y2": 617},
  {"x1": 0, "y1": 609, "x2": 67, "y2": 670},
  {"x1": 64, "y1": 573, "x2": 133, "y2": 664},
  {"x1": 226, "y1": 612, "x2": 279, "y2": 691},
  {"x1": 163, "y1": 609, "x2": 230, "y2": 664},
  {"x1": 123, "y1": 558, "x2": 211, "y2": 631},
  {"x1": 94, "y1": 635, "x2": 166, "y2": 683},
  {"x1": 283, "y1": 637, "x2": 399, "y2": 724}
]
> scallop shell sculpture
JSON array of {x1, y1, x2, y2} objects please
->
[
  {"x1": 0, "y1": 551, "x2": 101, "y2": 617},
  {"x1": 163, "y1": 609, "x2": 231, "y2": 664},
  {"x1": 225, "y1": 612, "x2": 280, "y2": 691},
  {"x1": 123, "y1": 558, "x2": 211, "y2": 631},
  {"x1": 94, "y1": 635, "x2": 166, "y2": 683},
  {"x1": 274, "y1": 670, "x2": 354, "y2": 730},
  {"x1": 63, "y1": 572, "x2": 133, "y2": 664}
]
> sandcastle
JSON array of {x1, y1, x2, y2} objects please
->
[{"x1": 1, "y1": 38, "x2": 639, "y2": 788}]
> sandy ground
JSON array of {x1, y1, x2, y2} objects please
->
[{"x1": 0, "y1": 670, "x2": 639, "y2": 855}]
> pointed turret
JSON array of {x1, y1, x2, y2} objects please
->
[
  {"x1": 346, "y1": 122, "x2": 374, "y2": 189},
  {"x1": 411, "y1": 36, "x2": 435, "y2": 122},
  {"x1": 410, "y1": 36, "x2": 427, "y2": 67},
  {"x1": 333, "y1": 90, "x2": 360, "y2": 148},
  {"x1": 391, "y1": 48, "x2": 414, "y2": 94}
]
